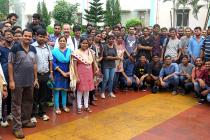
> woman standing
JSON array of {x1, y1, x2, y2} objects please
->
[
  {"x1": 52, "y1": 36, "x2": 72, "y2": 115},
  {"x1": 72, "y1": 37, "x2": 99, "y2": 114},
  {"x1": 101, "y1": 35, "x2": 121, "y2": 99}
]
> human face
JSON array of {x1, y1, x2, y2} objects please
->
[
  {"x1": 36, "y1": 34, "x2": 46, "y2": 45},
  {"x1": 182, "y1": 57, "x2": 188, "y2": 65},
  {"x1": 4, "y1": 23, "x2": 12, "y2": 30},
  {"x1": 104, "y1": 26, "x2": 110, "y2": 33},
  {"x1": 129, "y1": 27, "x2": 135, "y2": 35},
  {"x1": 113, "y1": 28, "x2": 120, "y2": 35},
  {"x1": 91, "y1": 29, "x2": 96, "y2": 36},
  {"x1": 169, "y1": 30, "x2": 176, "y2": 38},
  {"x1": 178, "y1": 28, "x2": 184, "y2": 37},
  {"x1": 80, "y1": 40, "x2": 89, "y2": 50},
  {"x1": 202, "y1": 30, "x2": 207, "y2": 37},
  {"x1": 58, "y1": 37, "x2": 67, "y2": 49},
  {"x1": 108, "y1": 37, "x2": 115, "y2": 45},
  {"x1": 140, "y1": 56, "x2": 146, "y2": 64},
  {"x1": 74, "y1": 30, "x2": 81, "y2": 37},
  {"x1": 148, "y1": 26, "x2": 153, "y2": 34},
  {"x1": 143, "y1": 29, "x2": 149, "y2": 36},
  {"x1": 164, "y1": 57, "x2": 172, "y2": 65},
  {"x1": 117, "y1": 36, "x2": 123, "y2": 44},
  {"x1": 207, "y1": 28, "x2": 210, "y2": 35},
  {"x1": 63, "y1": 25, "x2": 71, "y2": 36},
  {"x1": 101, "y1": 31, "x2": 107, "y2": 39},
  {"x1": 22, "y1": 31, "x2": 32, "y2": 44},
  {"x1": 152, "y1": 56, "x2": 160, "y2": 63},
  {"x1": 205, "y1": 61, "x2": 210, "y2": 70},
  {"x1": 4, "y1": 31, "x2": 13, "y2": 43},
  {"x1": 13, "y1": 33, "x2": 22, "y2": 42},
  {"x1": 153, "y1": 27, "x2": 160, "y2": 34},
  {"x1": 185, "y1": 29, "x2": 191, "y2": 37},
  {"x1": 32, "y1": 18, "x2": 39, "y2": 25},
  {"x1": 54, "y1": 25, "x2": 61, "y2": 34},
  {"x1": 95, "y1": 33, "x2": 102, "y2": 42},
  {"x1": 88, "y1": 37, "x2": 93, "y2": 45},
  {"x1": 9, "y1": 16, "x2": 17, "y2": 25},
  {"x1": 161, "y1": 29, "x2": 168, "y2": 36},
  {"x1": 194, "y1": 29, "x2": 201, "y2": 37},
  {"x1": 195, "y1": 58, "x2": 202, "y2": 67}
]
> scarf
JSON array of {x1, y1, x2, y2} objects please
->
[
  {"x1": 52, "y1": 48, "x2": 71, "y2": 63},
  {"x1": 72, "y1": 49, "x2": 94, "y2": 65}
]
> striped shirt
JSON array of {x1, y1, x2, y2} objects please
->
[{"x1": 202, "y1": 36, "x2": 210, "y2": 61}]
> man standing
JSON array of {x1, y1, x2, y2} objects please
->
[
  {"x1": 48, "y1": 23, "x2": 62, "y2": 48},
  {"x1": 8, "y1": 29, "x2": 38, "y2": 139},
  {"x1": 162, "y1": 28, "x2": 182, "y2": 62},
  {"x1": 201, "y1": 26, "x2": 210, "y2": 61},
  {"x1": 31, "y1": 29, "x2": 53, "y2": 123},
  {"x1": 159, "y1": 55, "x2": 179, "y2": 95},
  {"x1": 0, "y1": 13, "x2": 18, "y2": 28},
  {"x1": 179, "y1": 27, "x2": 192, "y2": 56},
  {"x1": 188, "y1": 27, "x2": 205, "y2": 63},
  {"x1": 72, "y1": 25, "x2": 81, "y2": 50}
]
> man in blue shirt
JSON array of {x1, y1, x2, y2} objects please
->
[
  {"x1": 188, "y1": 27, "x2": 205, "y2": 63},
  {"x1": 48, "y1": 23, "x2": 61, "y2": 48},
  {"x1": 201, "y1": 26, "x2": 210, "y2": 61},
  {"x1": 159, "y1": 55, "x2": 179, "y2": 95}
]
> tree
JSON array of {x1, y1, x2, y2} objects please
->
[
  {"x1": 126, "y1": 18, "x2": 142, "y2": 29},
  {"x1": 37, "y1": 2, "x2": 41, "y2": 15},
  {"x1": 0, "y1": 0, "x2": 9, "y2": 21},
  {"x1": 204, "y1": 0, "x2": 210, "y2": 29},
  {"x1": 52, "y1": 0, "x2": 79, "y2": 25},
  {"x1": 84, "y1": 0, "x2": 105, "y2": 26},
  {"x1": 36, "y1": 1, "x2": 51, "y2": 26},
  {"x1": 41, "y1": 1, "x2": 51, "y2": 26},
  {"x1": 105, "y1": 0, "x2": 121, "y2": 26}
]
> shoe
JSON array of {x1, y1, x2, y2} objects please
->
[
  {"x1": 22, "y1": 122, "x2": 36, "y2": 128},
  {"x1": 109, "y1": 92, "x2": 116, "y2": 98},
  {"x1": 42, "y1": 115, "x2": 49, "y2": 121},
  {"x1": 151, "y1": 86, "x2": 158, "y2": 93},
  {"x1": 172, "y1": 91, "x2": 178, "y2": 95},
  {"x1": 7, "y1": 114, "x2": 13, "y2": 121},
  {"x1": 90, "y1": 101, "x2": 97, "y2": 106},
  {"x1": 77, "y1": 108, "x2": 82, "y2": 114},
  {"x1": 198, "y1": 99, "x2": 205, "y2": 104},
  {"x1": 1, "y1": 120, "x2": 9, "y2": 127},
  {"x1": 55, "y1": 109, "x2": 61, "y2": 115},
  {"x1": 93, "y1": 95, "x2": 98, "y2": 101},
  {"x1": 100, "y1": 93, "x2": 105, "y2": 99},
  {"x1": 31, "y1": 117, "x2": 37, "y2": 123},
  {"x1": 13, "y1": 130, "x2": 25, "y2": 139},
  {"x1": 63, "y1": 107, "x2": 70, "y2": 112},
  {"x1": 84, "y1": 108, "x2": 92, "y2": 113}
]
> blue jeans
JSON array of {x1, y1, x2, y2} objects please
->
[
  {"x1": 53, "y1": 90, "x2": 67, "y2": 109},
  {"x1": 193, "y1": 82, "x2": 200, "y2": 97},
  {"x1": 179, "y1": 76, "x2": 193, "y2": 93},
  {"x1": 163, "y1": 76, "x2": 179, "y2": 91},
  {"x1": 102, "y1": 68, "x2": 115, "y2": 93}
]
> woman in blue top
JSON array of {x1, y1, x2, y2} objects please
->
[{"x1": 52, "y1": 36, "x2": 72, "y2": 115}]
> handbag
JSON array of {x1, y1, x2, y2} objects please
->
[{"x1": 47, "y1": 80, "x2": 55, "y2": 89}]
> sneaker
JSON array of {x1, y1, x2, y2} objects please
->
[
  {"x1": 22, "y1": 122, "x2": 36, "y2": 128},
  {"x1": 84, "y1": 108, "x2": 92, "y2": 113},
  {"x1": 109, "y1": 92, "x2": 116, "y2": 98},
  {"x1": 13, "y1": 130, "x2": 25, "y2": 139},
  {"x1": 7, "y1": 114, "x2": 13, "y2": 121},
  {"x1": 1, "y1": 120, "x2": 9, "y2": 127},
  {"x1": 198, "y1": 99, "x2": 205, "y2": 104},
  {"x1": 31, "y1": 117, "x2": 37, "y2": 123},
  {"x1": 42, "y1": 115, "x2": 49, "y2": 121},
  {"x1": 100, "y1": 93, "x2": 105, "y2": 99},
  {"x1": 172, "y1": 91, "x2": 178, "y2": 95}
]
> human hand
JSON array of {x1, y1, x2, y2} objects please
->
[{"x1": 9, "y1": 81, "x2": 15, "y2": 90}]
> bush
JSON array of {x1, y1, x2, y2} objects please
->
[
  {"x1": 47, "y1": 26, "x2": 54, "y2": 34},
  {"x1": 126, "y1": 18, "x2": 142, "y2": 29}
]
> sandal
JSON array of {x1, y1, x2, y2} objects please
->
[
  {"x1": 77, "y1": 108, "x2": 82, "y2": 114},
  {"x1": 84, "y1": 108, "x2": 92, "y2": 113},
  {"x1": 55, "y1": 109, "x2": 61, "y2": 115},
  {"x1": 63, "y1": 107, "x2": 70, "y2": 112}
]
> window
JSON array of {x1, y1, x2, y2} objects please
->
[{"x1": 176, "y1": 9, "x2": 189, "y2": 27}]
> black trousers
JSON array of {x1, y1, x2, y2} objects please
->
[{"x1": 32, "y1": 73, "x2": 49, "y2": 117}]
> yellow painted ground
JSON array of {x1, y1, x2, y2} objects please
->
[{"x1": 24, "y1": 94, "x2": 196, "y2": 140}]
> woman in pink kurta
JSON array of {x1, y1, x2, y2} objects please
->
[{"x1": 72, "y1": 38, "x2": 99, "y2": 114}]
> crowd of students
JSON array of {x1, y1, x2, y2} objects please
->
[{"x1": 0, "y1": 13, "x2": 210, "y2": 139}]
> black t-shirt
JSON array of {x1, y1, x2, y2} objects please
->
[
  {"x1": 102, "y1": 44, "x2": 117, "y2": 69},
  {"x1": 137, "y1": 36, "x2": 154, "y2": 60},
  {"x1": 134, "y1": 62, "x2": 149, "y2": 78},
  {"x1": 148, "y1": 62, "x2": 162, "y2": 76}
]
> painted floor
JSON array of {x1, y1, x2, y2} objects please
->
[{"x1": 1, "y1": 91, "x2": 210, "y2": 140}]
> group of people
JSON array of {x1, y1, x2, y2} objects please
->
[{"x1": 0, "y1": 12, "x2": 210, "y2": 139}]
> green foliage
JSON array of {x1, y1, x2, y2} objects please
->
[
  {"x1": 36, "y1": 1, "x2": 51, "y2": 26},
  {"x1": 126, "y1": 18, "x2": 142, "y2": 29},
  {"x1": 105, "y1": 0, "x2": 121, "y2": 26},
  {"x1": 52, "y1": 0, "x2": 79, "y2": 25},
  {"x1": 47, "y1": 25, "x2": 54, "y2": 34},
  {"x1": 84, "y1": 0, "x2": 105, "y2": 26},
  {"x1": 0, "y1": 0, "x2": 9, "y2": 21}
]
